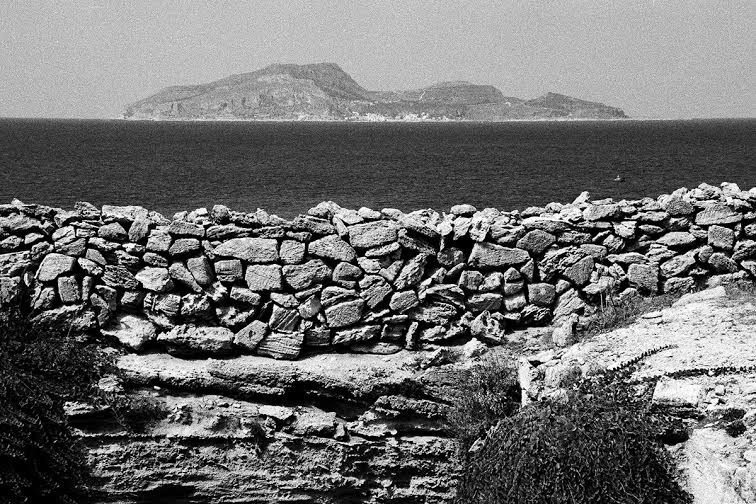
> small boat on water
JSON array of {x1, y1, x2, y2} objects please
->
[{"x1": 614, "y1": 175, "x2": 624, "y2": 182}]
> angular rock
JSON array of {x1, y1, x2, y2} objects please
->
[
  {"x1": 660, "y1": 254, "x2": 696, "y2": 278},
  {"x1": 308, "y1": 234, "x2": 357, "y2": 262},
  {"x1": 333, "y1": 262, "x2": 362, "y2": 281},
  {"x1": 186, "y1": 255, "x2": 214, "y2": 286},
  {"x1": 393, "y1": 254, "x2": 428, "y2": 290},
  {"x1": 168, "y1": 238, "x2": 200, "y2": 256},
  {"x1": 656, "y1": 232, "x2": 696, "y2": 248},
  {"x1": 695, "y1": 204, "x2": 742, "y2": 226},
  {"x1": 157, "y1": 325, "x2": 234, "y2": 356},
  {"x1": 504, "y1": 292, "x2": 527, "y2": 311},
  {"x1": 408, "y1": 303, "x2": 457, "y2": 325},
  {"x1": 135, "y1": 267, "x2": 174, "y2": 292},
  {"x1": 470, "y1": 311, "x2": 505, "y2": 345},
  {"x1": 98, "y1": 222, "x2": 128, "y2": 242},
  {"x1": 168, "y1": 262, "x2": 202, "y2": 292},
  {"x1": 146, "y1": 231, "x2": 171, "y2": 253},
  {"x1": 298, "y1": 295, "x2": 322, "y2": 319},
  {"x1": 562, "y1": 256, "x2": 594, "y2": 286},
  {"x1": 102, "y1": 265, "x2": 139, "y2": 289},
  {"x1": 425, "y1": 284, "x2": 465, "y2": 309},
  {"x1": 466, "y1": 293, "x2": 502, "y2": 312},
  {"x1": 528, "y1": 283, "x2": 556, "y2": 307},
  {"x1": 348, "y1": 221, "x2": 399, "y2": 248},
  {"x1": 707, "y1": 225, "x2": 735, "y2": 250},
  {"x1": 359, "y1": 275, "x2": 393, "y2": 308},
  {"x1": 325, "y1": 299, "x2": 364, "y2": 328},
  {"x1": 57, "y1": 276, "x2": 80, "y2": 304},
  {"x1": 37, "y1": 253, "x2": 76, "y2": 282},
  {"x1": 101, "y1": 314, "x2": 157, "y2": 351},
  {"x1": 708, "y1": 252, "x2": 738, "y2": 273},
  {"x1": 627, "y1": 263, "x2": 659, "y2": 294},
  {"x1": 245, "y1": 264, "x2": 283, "y2": 291},
  {"x1": 389, "y1": 290, "x2": 420, "y2": 313},
  {"x1": 332, "y1": 324, "x2": 380, "y2": 345},
  {"x1": 269, "y1": 305, "x2": 301, "y2": 332},
  {"x1": 280, "y1": 260, "x2": 329, "y2": 291},
  {"x1": 168, "y1": 220, "x2": 205, "y2": 237},
  {"x1": 468, "y1": 242, "x2": 529, "y2": 269},
  {"x1": 279, "y1": 240, "x2": 306, "y2": 264},
  {"x1": 256, "y1": 331, "x2": 304, "y2": 360},
  {"x1": 234, "y1": 320, "x2": 268, "y2": 352},
  {"x1": 214, "y1": 259, "x2": 243, "y2": 283},
  {"x1": 516, "y1": 230, "x2": 556, "y2": 255},
  {"x1": 213, "y1": 237, "x2": 279, "y2": 263}
]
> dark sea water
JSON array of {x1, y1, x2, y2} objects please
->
[{"x1": 0, "y1": 118, "x2": 753, "y2": 218}]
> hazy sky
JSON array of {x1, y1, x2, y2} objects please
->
[{"x1": 0, "y1": 1, "x2": 753, "y2": 119}]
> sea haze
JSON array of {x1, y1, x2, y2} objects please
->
[{"x1": 0, "y1": 118, "x2": 754, "y2": 218}]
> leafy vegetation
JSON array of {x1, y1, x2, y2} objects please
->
[
  {"x1": 451, "y1": 360, "x2": 692, "y2": 504},
  {"x1": 0, "y1": 301, "x2": 109, "y2": 503},
  {"x1": 446, "y1": 355, "x2": 521, "y2": 453}
]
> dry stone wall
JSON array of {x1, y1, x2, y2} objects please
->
[{"x1": 3, "y1": 181, "x2": 756, "y2": 359}]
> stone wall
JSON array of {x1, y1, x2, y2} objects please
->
[{"x1": 2, "y1": 181, "x2": 756, "y2": 359}]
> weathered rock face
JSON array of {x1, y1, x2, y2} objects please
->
[{"x1": 73, "y1": 349, "x2": 468, "y2": 504}]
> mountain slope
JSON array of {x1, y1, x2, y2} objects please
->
[{"x1": 124, "y1": 63, "x2": 628, "y2": 120}]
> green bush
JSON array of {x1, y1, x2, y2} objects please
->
[
  {"x1": 454, "y1": 375, "x2": 692, "y2": 504},
  {"x1": 446, "y1": 355, "x2": 521, "y2": 452},
  {"x1": 0, "y1": 302, "x2": 109, "y2": 504}
]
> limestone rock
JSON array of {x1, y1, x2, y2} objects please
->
[
  {"x1": 57, "y1": 276, "x2": 80, "y2": 303},
  {"x1": 101, "y1": 314, "x2": 157, "y2": 351},
  {"x1": 466, "y1": 293, "x2": 502, "y2": 312},
  {"x1": 282, "y1": 259, "x2": 331, "y2": 290},
  {"x1": 627, "y1": 263, "x2": 659, "y2": 294},
  {"x1": 332, "y1": 324, "x2": 380, "y2": 345},
  {"x1": 516, "y1": 230, "x2": 556, "y2": 255},
  {"x1": 279, "y1": 240, "x2": 306, "y2": 264},
  {"x1": 359, "y1": 275, "x2": 393, "y2": 308},
  {"x1": 168, "y1": 262, "x2": 202, "y2": 292},
  {"x1": 408, "y1": 303, "x2": 457, "y2": 325},
  {"x1": 528, "y1": 283, "x2": 556, "y2": 307},
  {"x1": 168, "y1": 238, "x2": 200, "y2": 256},
  {"x1": 393, "y1": 254, "x2": 428, "y2": 290},
  {"x1": 308, "y1": 235, "x2": 357, "y2": 262},
  {"x1": 157, "y1": 325, "x2": 234, "y2": 356},
  {"x1": 213, "y1": 237, "x2": 279, "y2": 263},
  {"x1": 695, "y1": 204, "x2": 742, "y2": 226},
  {"x1": 707, "y1": 225, "x2": 735, "y2": 250},
  {"x1": 102, "y1": 265, "x2": 139, "y2": 289},
  {"x1": 214, "y1": 259, "x2": 243, "y2": 283},
  {"x1": 470, "y1": 311, "x2": 505, "y2": 345},
  {"x1": 468, "y1": 243, "x2": 529, "y2": 269},
  {"x1": 245, "y1": 264, "x2": 283, "y2": 291},
  {"x1": 256, "y1": 331, "x2": 303, "y2": 360},
  {"x1": 562, "y1": 256, "x2": 594, "y2": 286},
  {"x1": 98, "y1": 222, "x2": 128, "y2": 242},
  {"x1": 660, "y1": 254, "x2": 696, "y2": 278},
  {"x1": 186, "y1": 255, "x2": 214, "y2": 286},
  {"x1": 135, "y1": 267, "x2": 174, "y2": 292},
  {"x1": 656, "y1": 232, "x2": 696, "y2": 248},
  {"x1": 37, "y1": 253, "x2": 76, "y2": 282},
  {"x1": 325, "y1": 299, "x2": 365, "y2": 328},
  {"x1": 389, "y1": 290, "x2": 420, "y2": 313},
  {"x1": 348, "y1": 221, "x2": 399, "y2": 248},
  {"x1": 233, "y1": 320, "x2": 268, "y2": 351}
]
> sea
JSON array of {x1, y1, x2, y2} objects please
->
[{"x1": 0, "y1": 118, "x2": 753, "y2": 219}]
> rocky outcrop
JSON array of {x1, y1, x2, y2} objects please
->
[{"x1": 123, "y1": 62, "x2": 627, "y2": 121}]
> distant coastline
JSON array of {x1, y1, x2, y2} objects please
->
[{"x1": 124, "y1": 62, "x2": 629, "y2": 122}]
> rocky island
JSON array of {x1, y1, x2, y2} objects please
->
[{"x1": 123, "y1": 62, "x2": 628, "y2": 121}]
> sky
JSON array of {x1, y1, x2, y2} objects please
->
[{"x1": 0, "y1": 1, "x2": 753, "y2": 119}]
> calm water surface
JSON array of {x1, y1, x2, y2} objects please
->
[{"x1": 0, "y1": 119, "x2": 753, "y2": 218}]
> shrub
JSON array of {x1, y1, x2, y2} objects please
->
[
  {"x1": 454, "y1": 374, "x2": 692, "y2": 504},
  {"x1": 446, "y1": 355, "x2": 521, "y2": 452},
  {"x1": 0, "y1": 301, "x2": 109, "y2": 504}
]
